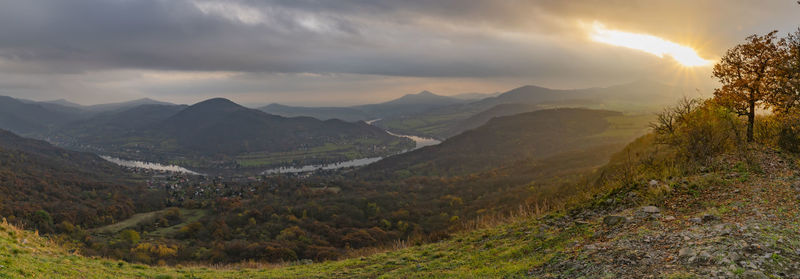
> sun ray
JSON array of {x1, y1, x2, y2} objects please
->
[{"x1": 588, "y1": 22, "x2": 712, "y2": 67}]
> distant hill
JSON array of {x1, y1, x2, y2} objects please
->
[
  {"x1": 0, "y1": 129, "x2": 155, "y2": 231},
  {"x1": 0, "y1": 96, "x2": 179, "y2": 136},
  {"x1": 363, "y1": 108, "x2": 638, "y2": 176},
  {"x1": 356, "y1": 90, "x2": 468, "y2": 119},
  {"x1": 259, "y1": 103, "x2": 374, "y2": 122},
  {"x1": 443, "y1": 103, "x2": 542, "y2": 138},
  {"x1": 82, "y1": 98, "x2": 175, "y2": 113},
  {"x1": 156, "y1": 98, "x2": 397, "y2": 155},
  {"x1": 258, "y1": 91, "x2": 466, "y2": 122},
  {"x1": 54, "y1": 104, "x2": 188, "y2": 143},
  {"x1": 52, "y1": 98, "x2": 412, "y2": 171},
  {"x1": 0, "y1": 96, "x2": 85, "y2": 136},
  {"x1": 41, "y1": 99, "x2": 83, "y2": 108},
  {"x1": 379, "y1": 80, "x2": 685, "y2": 138},
  {"x1": 449, "y1": 92, "x2": 502, "y2": 100}
]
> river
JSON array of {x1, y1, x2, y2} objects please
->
[
  {"x1": 101, "y1": 120, "x2": 441, "y2": 175},
  {"x1": 261, "y1": 122, "x2": 441, "y2": 174},
  {"x1": 100, "y1": 156, "x2": 203, "y2": 175}
]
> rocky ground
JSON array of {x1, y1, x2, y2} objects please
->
[{"x1": 530, "y1": 148, "x2": 800, "y2": 279}]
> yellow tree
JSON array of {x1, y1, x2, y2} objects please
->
[{"x1": 713, "y1": 31, "x2": 782, "y2": 142}]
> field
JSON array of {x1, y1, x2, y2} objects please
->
[{"x1": 93, "y1": 209, "x2": 207, "y2": 237}]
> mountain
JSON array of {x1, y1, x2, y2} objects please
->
[
  {"x1": 449, "y1": 92, "x2": 502, "y2": 100},
  {"x1": 41, "y1": 99, "x2": 83, "y2": 108},
  {"x1": 379, "y1": 80, "x2": 685, "y2": 138},
  {"x1": 0, "y1": 96, "x2": 85, "y2": 135},
  {"x1": 442, "y1": 103, "x2": 542, "y2": 138},
  {"x1": 258, "y1": 91, "x2": 465, "y2": 122},
  {"x1": 0, "y1": 129, "x2": 156, "y2": 231},
  {"x1": 356, "y1": 90, "x2": 467, "y2": 119},
  {"x1": 82, "y1": 98, "x2": 175, "y2": 113},
  {"x1": 54, "y1": 104, "x2": 188, "y2": 144},
  {"x1": 259, "y1": 103, "x2": 374, "y2": 122},
  {"x1": 363, "y1": 108, "x2": 640, "y2": 176},
  {"x1": 53, "y1": 98, "x2": 412, "y2": 171}
]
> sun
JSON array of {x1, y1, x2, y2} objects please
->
[{"x1": 588, "y1": 22, "x2": 712, "y2": 67}]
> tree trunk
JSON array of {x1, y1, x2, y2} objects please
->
[{"x1": 747, "y1": 100, "x2": 755, "y2": 142}]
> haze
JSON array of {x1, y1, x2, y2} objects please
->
[{"x1": 0, "y1": 0, "x2": 797, "y2": 106}]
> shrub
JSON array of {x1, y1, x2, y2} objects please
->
[{"x1": 652, "y1": 98, "x2": 744, "y2": 166}]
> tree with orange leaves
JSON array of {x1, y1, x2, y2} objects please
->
[{"x1": 712, "y1": 30, "x2": 783, "y2": 142}]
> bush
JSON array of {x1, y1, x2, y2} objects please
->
[
  {"x1": 777, "y1": 112, "x2": 800, "y2": 153},
  {"x1": 652, "y1": 98, "x2": 744, "y2": 165}
]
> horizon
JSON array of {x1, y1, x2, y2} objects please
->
[{"x1": 10, "y1": 78, "x2": 699, "y2": 107}]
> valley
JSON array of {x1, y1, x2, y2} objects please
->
[{"x1": 1, "y1": 2, "x2": 798, "y2": 278}]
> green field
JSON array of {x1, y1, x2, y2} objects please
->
[{"x1": 93, "y1": 209, "x2": 207, "y2": 237}]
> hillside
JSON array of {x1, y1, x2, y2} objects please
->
[
  {"x1": 0, "y1": 129, "x2": 158, "y2": 232},
  {"x1": 3, "y1": 140, "x2": 799, "y2": 278},
  {"x1": 259, "y1": 103, "x2": 373, "y2": 122},
  {"x1": 259, "y1": 91, "x2": 467, "y2": 122},
  {"x1": 363, "y1": 108, "x2": 645, "y2": 176},
  {"x1": 355, "y1": 90, "x2": 467, "y2": 119},
  {"x1": 379, "y1": 80, "x2": 685, "y2": 138},
  {"x1": 443, "y1": 103, "x2": 542, "y2": 138},
  {"x1": 0, "y1": 96, "x2": 84, "y2": 136}
]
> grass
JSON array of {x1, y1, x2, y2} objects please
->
[{"x1": 93, "y1": 209, "x2": 207, "y2": 236}]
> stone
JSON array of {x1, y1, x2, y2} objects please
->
[
  {"x1": 702, "y1": 214, "x2": 719, "y2": 222},
  {"x1": 728, "y1": 252, "x2": 742, "y2": 263},
  {"x1": 663, "y1": 215, "x2": 676, "y2": 221},
  {"x1": 603, "y1": 215, "x2": 627, "y2": 227},
  {"x1": 695, "y1": 251, "x2": 713, "y2": 265},
  {"x1": 649, "y1": 179, "x2": 660, "y2": 187},
  {"x1": 641, "y1": 206, "x2": 661, "y2": 214},
  {"x1": 712, "y1": 224, "x2": 731, "y2": 236},
  {"x1": 689, "y1": 217, "x2": 703, "y2": 224},
  {"x1": 741, "y1": 270, "x2": 769, "y2": 279},
  {"x1": 679, "y1": 247, "x2": 696, "y2": 258}
]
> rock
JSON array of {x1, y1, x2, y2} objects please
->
[
  {"x1": 663, "y1": 215, "x2": 676, "y2": 221},
  {"x1": 603, "y1": 215, "x2": 627, "y2": 227},
  {"x1": 702, "y1": 214, "x2": 719, "y2": 223},
  {"x1": 712, "y1": 224, "x2": 731, "y2": 236},
  {"x1": 741, "y1": 270, "x2": 769, "y2": 279},
  {"x1": 728, "y1": 252, "x2": 742, "y2": 263},
  {"x1": 689, "y1": 217, "x2": 703, "y2": 224},
  {"x1": 649, "y1": 179, "x2": 660, "y2": 187},
  {"x1": 641, "y1": 206, "x2": 661, "y2": 214},
  {"x1": 679, "y1": 247, "x2": 696, "y2": 258},
  {"x1": 695, "y1": 251, "x2": 713, "y2": 265}
]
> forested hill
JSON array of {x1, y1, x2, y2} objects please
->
[
  {"x1": 362, "y1": 108, "x2": 632, "y2": 176},
  {"x1": 0, "y1": 129, "x2": 159, "y2": 232}
]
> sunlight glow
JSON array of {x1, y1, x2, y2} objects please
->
[{"x1": 589, "y1": 22, "x2": 712, "y2": 67}]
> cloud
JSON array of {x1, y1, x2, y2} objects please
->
[{"x1": 0, "y1": 0, "x2": 796, "y2": 104}]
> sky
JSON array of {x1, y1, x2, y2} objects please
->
[{"x1": 0, "y1": 0, "x2": 797, "y2": 106}]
